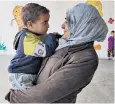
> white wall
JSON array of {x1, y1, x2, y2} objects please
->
[{"x1": 0, "y1": 0, "x2": 114, "y2": 59}]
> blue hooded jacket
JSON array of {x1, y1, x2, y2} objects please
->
[{"x1": 8, "y1": 28, "x2": 59, "y2": 74}]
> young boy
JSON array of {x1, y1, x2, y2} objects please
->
[
  {"x1": 8, "y1": 3, "x2": 61, "y2": 90},
  {"x1": 108, "y1": 31, "x2": 114, "y2": 60}
]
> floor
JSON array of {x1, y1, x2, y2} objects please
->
[{"x1": 0, "y1": 55, "x2": 114, "y2": 103}]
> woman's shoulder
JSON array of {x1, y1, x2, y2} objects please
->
[
  {"x1": 66, "y1": 42, "x2": 98, "y2": 65},
  {"x1": 71, "y1": 47, "x2": 98, "y2": 61}
]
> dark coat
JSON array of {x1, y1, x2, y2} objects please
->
[{"x1": 5, "y1": 41, "x2": 98, "y2": 103}]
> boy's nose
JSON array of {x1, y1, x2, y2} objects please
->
[{"x1": 47, "y1": 23, "x2": 50, "y2": 28}]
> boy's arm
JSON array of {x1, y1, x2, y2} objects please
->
[
  {"x1": 44, "y1": 33, "x2": 59, "y2": 57},
  {"x1": 23, "y1": 33, "x2": 59, "y2": 57}
]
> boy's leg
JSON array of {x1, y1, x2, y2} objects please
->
[
  {"x1": 9, "y1": 73, "x2": 37, "y2": 90},
  {"x1": 18, "y1": 73, "x2": 37, "y2": 88},
  {"x1": 9, "y1": 73, "x2": 24, "y2": 90},
  {"x1": 112, "y1": 49, "x2": 114, "y2": 57},
  {"x1": 108, "y1": 49, "x2": 111, "y2": 59},
  {"x1": 112, "y1": 49, "x2": 114, "y2": 60}
]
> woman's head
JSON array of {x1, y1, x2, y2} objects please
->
[{"x1": 61, "y1": 3, "x2": 108, "y2": 43}]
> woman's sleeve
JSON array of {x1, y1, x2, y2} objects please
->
[{"x1": 6, "y1": 57, "x2": 98, "y2": 103}]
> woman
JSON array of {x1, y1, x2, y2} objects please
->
[{"x1": 5, "y1": 3, "x2": 108, "y2": 103}]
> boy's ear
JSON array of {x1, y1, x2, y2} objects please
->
[{"x1": 26, "y1": 21, "x2": 33, "y2": 28}]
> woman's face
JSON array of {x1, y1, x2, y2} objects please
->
[{"x1": 61, "y1": 20, "x2": 70, "y2": 40}]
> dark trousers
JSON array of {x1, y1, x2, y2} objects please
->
[{"x1": 108, "y1": 49, "x2": 114, "y2": 57}]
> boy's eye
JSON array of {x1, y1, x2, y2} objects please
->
[{"x1": 42, "y1": 21, "x2": 48, "y2": 24}]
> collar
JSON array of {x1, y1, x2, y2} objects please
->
[{"x1": 22, "y1": 28, "x2": 43, "y2": 36}]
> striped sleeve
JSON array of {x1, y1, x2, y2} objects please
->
[
  {"x1": 23, "y1": 32, "x2": 46, "y2": 57},
  {"x1": 23, "y1": 32, "x2": 59, "y2": 57}
]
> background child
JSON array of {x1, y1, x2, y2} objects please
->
[
  {"x1": 107, "y1": 31, "x2": 114, "y2": 60},
  {"x1": 8, "y1": 3, "x2": 61, "y2": 90}
]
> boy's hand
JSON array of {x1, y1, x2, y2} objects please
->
[
  {"x1": 52, "y1": 32, "x2": 63, "y2": 39},
  {"x1": 52, "y1": 32, "x2": 59, "y2": 35}
]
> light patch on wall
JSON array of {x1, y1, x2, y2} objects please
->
[
  {"x1": 94, "y1": 44, "x2": 101, "y2": 50},
  {"x1": 0, "y1": 40, "x2": 7, "y2": 54},
  {"x1": 108, "y1": 18, "x2": 114, "y2": 24},
  {"x1": 11, "y1": 5, "x2": 24, "y2": 31},
  {"x1": 86, "y1": 0, "x2": 103, "y2": 17}
]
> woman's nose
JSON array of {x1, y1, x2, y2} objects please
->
[{"x1": 61, "y1": 23, "x2": 65, "y2": 29}]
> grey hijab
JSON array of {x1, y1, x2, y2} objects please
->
[{"x1": 57, "y1": 3, "x2": 108, "y2": 50}]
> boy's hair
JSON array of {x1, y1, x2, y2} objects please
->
[
  {"x1": 22, "y1": 3, "x2": 49, "y2": 26},
  {"x1": 111, "y1": 31, "x2": 114, "y2": 34}
]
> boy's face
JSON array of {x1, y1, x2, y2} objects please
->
[
  {"x1": 27, "y1": 13, "x2": 50, "y2": 35},
  {"x1": 111, "y1": 32, "x2": 114, "y2": 37}
]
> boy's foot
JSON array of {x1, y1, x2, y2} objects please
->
[
  {"x1": 108, "y1": 57, "x2": 112, "y2": 60},
  {"x1": 112, "y1": 57, "x2": 115, "y2": 60}
]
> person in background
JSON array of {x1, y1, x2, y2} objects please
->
[{"x1": 107, "y1": 31, "x2": 114, "y2": 60}]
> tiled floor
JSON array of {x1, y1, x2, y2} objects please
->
[{"x1": 76, "y1": 59, "x2": 114, "y2": 103}]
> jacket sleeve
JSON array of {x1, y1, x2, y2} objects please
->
[
  {"x1": 44, "y1": 33, "x2": 59, "y2": 57},
  {"x1": 24, "y1": 33, "x2": 58, "y2": 57},
  {"x1": 6, "y1": 57, "x2": 98, "y2": 103}
]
